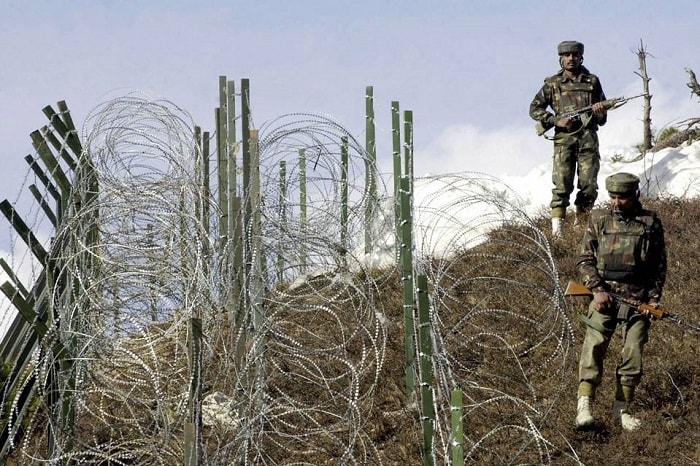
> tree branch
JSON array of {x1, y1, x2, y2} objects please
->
[{"x1": 686, "y1": 68, "x2": 700, "y2": 99}]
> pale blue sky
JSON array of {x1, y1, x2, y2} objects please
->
[{"x1": 2, "y1": 0, "x2": 699, "y2": 187}]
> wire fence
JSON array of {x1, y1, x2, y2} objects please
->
[
  {"x1": 411, "y1": 174, "x2": 577, "y2": 461},
  {"x1": 0, "y1": 95, "x2": 578, "y2": 464}
]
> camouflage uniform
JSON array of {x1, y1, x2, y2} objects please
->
[
  {"x1": 576, "y1": 175, "x2": 667, "y2": 399},
  {"x1": 529, "y1": 42, "x2": 607, "y2": 218}
]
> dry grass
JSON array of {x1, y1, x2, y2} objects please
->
[
  {"x1": 6, "y1": 197, "x2": 700, "y2": 465},
  {"x1": 250, "y1": 195, "x2": 700, "y2": 464},
  {"x1": 460, "y1": 196, "x2": 700, "y2": 466}
]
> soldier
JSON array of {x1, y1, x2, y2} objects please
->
[
  {"x1": 530, "y1": 40, "x2": 608, "y2": 237},
  {"x1": 574, "y1": 173, "x2": 667, "y2": 431}
]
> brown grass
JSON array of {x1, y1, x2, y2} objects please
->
[
  {"x1": 247, "y1": 195, "x2": 700, "y2": 465},
  {"x1": 515, "y1": 196, "x2": 700, "y2": 466},
  {"x1": 6, "y1": 197, "x2": 700, "y2": 465}
]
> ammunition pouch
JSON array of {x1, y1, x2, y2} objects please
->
[{"x1": 616, "y1": 303, "x2": 635, "y2": 321}]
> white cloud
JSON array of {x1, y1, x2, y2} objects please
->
[{"x1": 414, "y1": 124, "x2": 548, "y2": 177}]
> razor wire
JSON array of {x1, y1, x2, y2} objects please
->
[
  {"x1": 0, "y1": 96, "x2": 580, "y2": 464},
  {"x1": 408, "y1": 173, "x2": 579, "y2": 463}
]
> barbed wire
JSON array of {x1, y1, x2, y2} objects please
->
[
  {"x1": 1, "y1": 96, "x2": 578, "y2": 464},
  {"x1": 410, "y1": 174, "x2": 577, "y2": 461}
]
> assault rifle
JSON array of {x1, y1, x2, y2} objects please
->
[
  {"x1": 564, "y1": 280, "x2": 700, "y2": 333},
  {"x1": 536, "y1": 92, "x2": 648, "y2": 136}
]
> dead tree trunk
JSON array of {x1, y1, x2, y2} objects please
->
[
  {"x1": 635, "y1": 39, "x2": 653, "y2": 151},
  {"x1": 679, "y1": 68, "x2": 700, "y2": 132},
  {"x1": 686, "y1": 68, "x2": 700, "y2": 99}
]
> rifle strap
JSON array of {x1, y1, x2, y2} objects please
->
[
  {"x1": 577, "y1": 312, "x2": 615, "y2": 335},
  {"x1": 552, "y1": 128, "x2": 584, "y2": 142}
]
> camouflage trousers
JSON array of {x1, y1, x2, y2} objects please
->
[
  {"x1": 550, "y1": 129, "x2": 601, "y2": 214},
  {"x1": 578, "y1": 300, "x2": 650, "y2": 390}
]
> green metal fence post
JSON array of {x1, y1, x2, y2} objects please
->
[
  {"x1": 451, "y1": 389, "x2": 465, "y2": 466},
  {"x1": 340, "y1": 136, "x2": 349, "y2": 268},
  {"x1": 0, "y1": 102, "x2": 90, "y2": 462},
  {"x1": 299, "y1": 148, "x2": 307, "y2": 274},
  {"x1": 416, "y1": 274, "x2": 435, "y2": 466},
  {"x1": 226, "y1": 79, "x2": 238, "y2": 210},
  {"x1": 277, "y1": 161, "x2": 287, "y2": 282},
  {"x1": 24, "y1": 154, "x2": 62, "y2": 220},
  {"x1": 365, "y1": 86, "x2": 377, "y2": 255},
  {"x1": 391, "y1": 101, "x2": 401, "y2": 262},
  {"x1": 194, "y1": 126, "x2": 203, "y2": 231},
  {"x1": 249, "y1": 129, "x2": 266, "y2": 398},
  {"x1": 202, "y1": 131, "x2": 211, "y2": 270},
  {"x1": 403, "y1": 110, "x2": 414, "y2": 184},
  {"x1": 226, "y1": 81, "x2": 243, "y2": 319},
  {"x1": 399, "y1": 177, "x2": 416, "y2": 403},
  {"x1": 30, "y1": 130, "x2": 71, "y2": 203},
  {"x1": 185, "y1": 317, "x2": 202, "y2": 466},
  {"x1": 217, "y1": 75, "x2": 229, "y2": 237},
  {"x1": 0, "y1": 201, "x2": 48, "y2": 265},
  {"x1": 43, "y1": 103, "x2": 83, "y2": 159},
  {"x1": 241, "y1": 79, "x2": 251, "y2": 222}
]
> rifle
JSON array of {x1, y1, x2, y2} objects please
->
[
  {"x1": 536, "y1": 92, "x2": 648, "y2": 136},
  {"x1": 564, "y1": 280, "x2": 700, "y2": 333}
]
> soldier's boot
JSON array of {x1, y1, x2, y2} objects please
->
[
  {"x1": 551, "y1": 218, "x2": 564, "y2": 238},
  {"x1": 613, "y1": 383, "x2": 641, "y2": 431},
  {"x1": 551, "y1": 207, "x2": 566, "y2": 237},
  {"x1": 612, "y1": 400, "x2": 642, "y2": 431},
  {"x1": 574, "y1": 396, "x2": 595, "y2": 428}
]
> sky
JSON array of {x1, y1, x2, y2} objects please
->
[
  {"x1": 1, "y1": 0, "x2": 700, "y2": 336},
  {"x1": 2, "y1": 0, "x2": 699, "y2": 187}
]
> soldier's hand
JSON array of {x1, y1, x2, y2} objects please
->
[
  {"x1": 591, "y1": 102, "x2": 607, "y2": 117},
  {"x1": 593, "y1": 291, "x2": 614, "y2": 311},
  {"x1": 642, "y1": 302, "x2": 660, "y2": 320}
]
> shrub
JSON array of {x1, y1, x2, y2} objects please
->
[{"x1": 655, "y1": 126, "x2": 679, "y2": 144}]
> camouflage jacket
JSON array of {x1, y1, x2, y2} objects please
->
[
  {"x1": 576, "y1": 203, "x2": 667, "y2": 303},
  {"x1": 529, "y1": 66, "x2": 607, "y2": 135}
]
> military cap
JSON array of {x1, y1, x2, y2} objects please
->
[
  {"x1": 605, "y1": 172, "x2": 640, "y2": 194},
  {"x1": 557, "y1": 41, "x2": 584, "y2": 55}
]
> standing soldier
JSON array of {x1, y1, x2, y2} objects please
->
[
  {"x1": 574, "y1": 173, "x2": 667, "y2": 431},
  {"x1": 530, "y1": 40, "x2": 608, "y2": 237}
]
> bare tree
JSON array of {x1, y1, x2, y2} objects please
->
[
  {"x1": 653, "y1": 67, "x2": 700, "y2": 152},
  {"x1": 678, "y1": 67, "x2": 700, "y2": 134},
  {"x1": 685, "y1": 68, "x2": 700, "y2": 100},
  {"x1": 635, "y1": 39, "x2": 654, "y2": 151}
]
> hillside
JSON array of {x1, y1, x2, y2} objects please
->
[
  {"x1": 5, "y1": 195, "x2": 700, "y2": 465},
  {"x1": 347, "y1": 195, "x2": 700, "y2": 465},
  {"x1": 2, "y1": 99, "x2": 699, "y2": 463}
]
